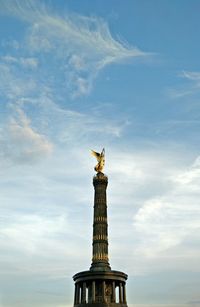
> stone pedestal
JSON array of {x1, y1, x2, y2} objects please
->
[{"x1": 73, "y1": 270, "x2": 128, "y2": 307}]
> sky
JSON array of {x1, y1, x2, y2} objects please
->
[{"x1": 0, "y1": 0, "x2": 200, "y2": 307}]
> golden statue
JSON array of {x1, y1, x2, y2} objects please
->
[{"x1": 91, "y1": 148, "x2": 105, "y2": 173}]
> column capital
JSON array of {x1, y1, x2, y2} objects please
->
[{"x1": 93, "y1": 172, "x2": 108, "y2": 187}]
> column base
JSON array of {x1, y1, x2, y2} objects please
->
[{"x1": 90, "y1": 262, "x2": 111, "y2": 272}]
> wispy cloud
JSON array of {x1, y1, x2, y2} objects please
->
[
  {"x1": 0, "y1": 62, "x2": 37, "y2": 100},
  {"x1": 169, "y1": 70, "x2": 200, "y2": 99},
  {"x1": 13, "y1": 96, "x2": 128, "y2": 145},
  {"x1": 0, "y1": 0, "x2": 147, "y2": 97},
  {"x1": 1, "y1": 55, "x2": 38, "y2": 68},
  {"x1": 181, "y1": 71, "x2": 200, "y2": 83},
  {"x1": 0, "y1": 107, "x2": 53, "y2": 165}
]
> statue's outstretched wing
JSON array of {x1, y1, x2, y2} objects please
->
[
  {"x1": 91, "y1": 150, "x2": 101, "y2": 162},
  {"x1": 101, "y1": 148, "x2": 105, "y2": 157}
]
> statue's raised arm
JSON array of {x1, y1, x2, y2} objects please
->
[{"x1": 91, "y1": 148, "x2": 105, "y2": 173}]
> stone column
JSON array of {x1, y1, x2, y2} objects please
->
[
  {"x1": 102, "y1": 281, "x2": 106, "y2": 302},
  {"x1": 119, "y1": 283, "x2": 122, "y2": 303},
  {"x1": 90, "y1": 173, "x2": 111, "y2": 270},
  {"x1": 123, "y1": 283, "x2": 127, "y2": 304},
  {"x1": 112, "y1": 281, "x2": 116, "y2": 303},
  {"x1": 74, "y1": 284, "x2": 77, "y2": 305},
  {"x1": 82, "y1": 282, "x2": 86, "y2": 304},
  {"x1": 76, "y1": 284, "x2": 80, "y2": 304},
  {"x1": 92, "y1": 281, "x2": 95, "y2": 303}
]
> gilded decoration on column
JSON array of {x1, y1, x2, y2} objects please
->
[{"x1": 91, "y1": 148, "x2": 105, "y2": 173}]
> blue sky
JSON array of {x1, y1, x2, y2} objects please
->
[{"x1": 0, "y1": 1, "x2": 200, "y2": 307}]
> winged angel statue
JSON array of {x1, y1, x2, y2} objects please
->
[{"x1": 91, "y1": 148, "x2": 105, "y2": 173}]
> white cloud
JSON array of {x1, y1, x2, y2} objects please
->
[
  {"x1": 169, "y1": 70, "x2": 200, "y2": 99},
  {"x1": 20, "y1": 57, "x2": 38, "y2": 68},
  {"x1": 2, "y1": 55, "x2": 38, "y2": 68},
  {"x1": 181, "y1": 71, "x2": 200, "y2": 83},
  {"x1": 0, "y1": 62, "x2": 36, "y2": 99},
  {"x1": 19, "y1": 95, "x2": 128, "y2": 143},
  {"x1": 0, "y1": 108, "x2": 53, "y2": 164},
  {"x1": 173, "y1": 156, "x2": 200, "y2": 186},
  {"x1": 1, "y1": 213, "x2": 68, "y2": 255},
  {"x1": 129, "y1": 154, "x2": 200, "y2": 274},
  {"x1": 1, "y1": 38, "x2": 20, "y2": 50},
  {"x1": 0, "y1": 0, "x2": 148, "y2": 97},
  {"x1": 69, "y1": 55, "x2": 85, "y2": 71}
]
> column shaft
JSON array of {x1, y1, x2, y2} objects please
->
[
  {"x1": 123, "y1": 284, "x2": 127, "y2": 304},
  {"x1": 112, "y1": 281, "x2": 116, "y2": 303},
  {"x1": 82, "y1": 282, "x2": 86, "y2": 303},
  {"x1": 92, "y1": 281, "x2": 95, "y2": 303},
  {"x1": 119, "y1": 283, "x2": 123, "y2": 303},
  {"x1": 74, "y1": 284, "x2": 77, "y2": 305},
  {"x1": 102, "y1": 281, "x2": 106, "y2": 302},
  {"x1": 76, "y1": 284, "x2": 80, "y2": 304},
  {"x1": 91, "y1": 173, "x2": 110, "y2": 270}
]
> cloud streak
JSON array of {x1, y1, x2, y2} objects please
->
[
  {"x1": 1, "y1": 55, "x2": 38, "y2": 69},
  {"x1": 169, "y1": 71, "x2": 200, "y2": 99},
  {"x1": 0, "y1": 0, "x2": 147, "y2": 97}
]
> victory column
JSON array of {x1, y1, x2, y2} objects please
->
[{"x1": 73, "y1": 149, "x2": 128, "y2": 307}]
